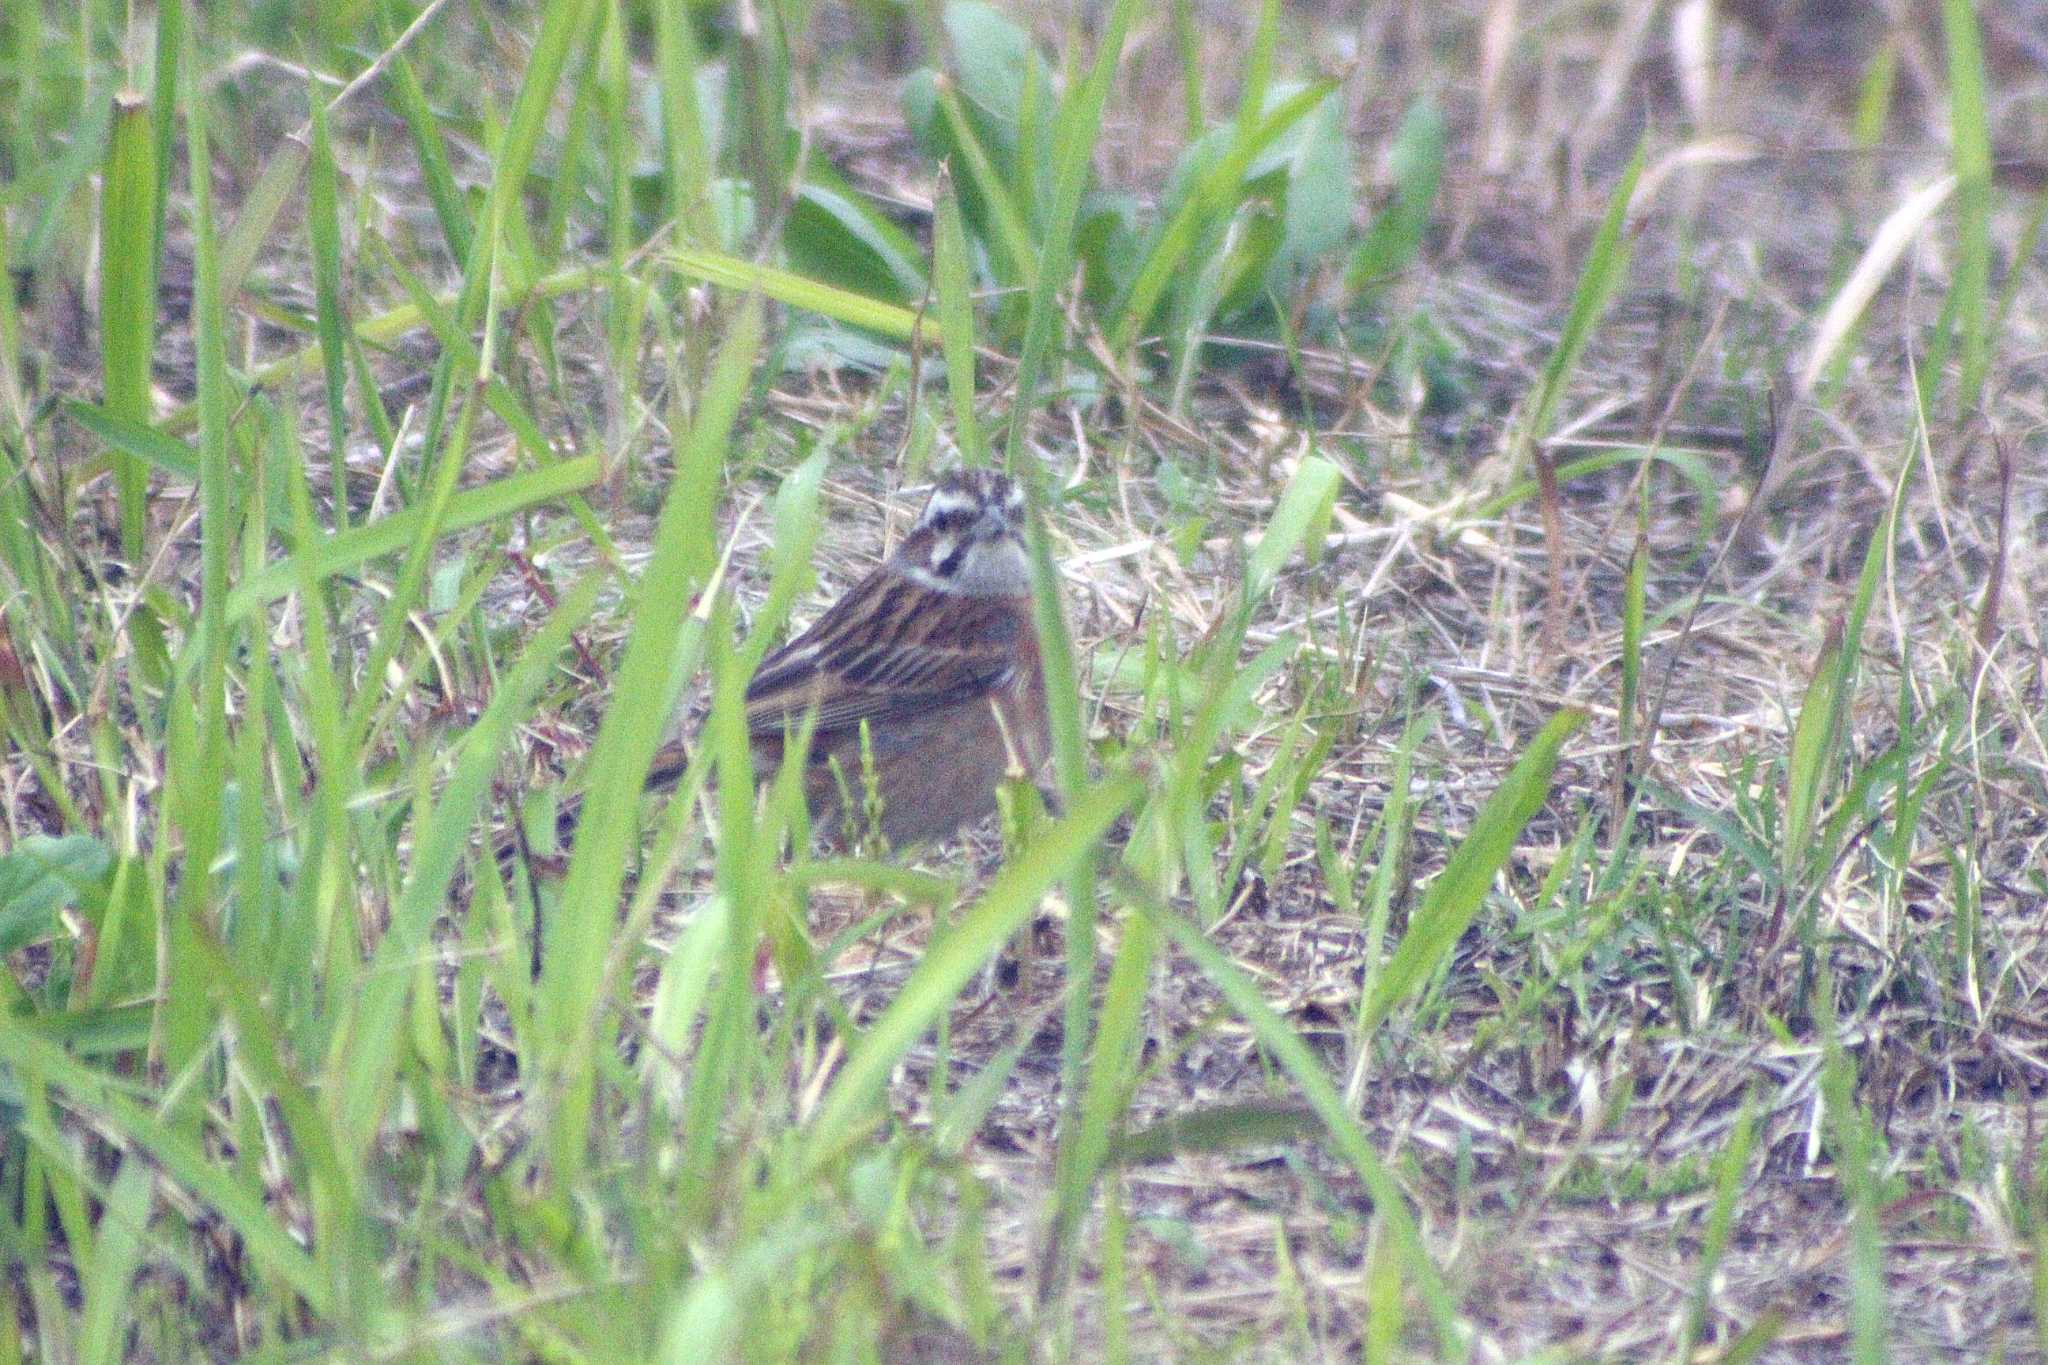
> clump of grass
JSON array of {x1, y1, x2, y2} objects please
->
[{"x1": 1, "y1": 1, "x2": 2043, "y2": 1359}]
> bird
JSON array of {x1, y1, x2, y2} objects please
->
[
  {"x1": 574, "y1": 467, "x2": 1054, "y2": 852},
  {"x1": 735, "y1": 466, "x2": 1052, "y2": 847}
]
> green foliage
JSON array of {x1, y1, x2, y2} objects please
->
[
  {"x1": 1359, "y1": 709, "x2": 1586, "y2": 1036},
  {"x1": 903, "y1": 1, "x2": 1058, "y2": 258},
  {"x1": 894, "y1": 0, "x2": 1421, "y2": 400},
  {"x1": 1347, "y1": 100, "x2": 1444, "y2": 296},
  {"x1": 0, "y1": 0, "x2": 2020, "y2": 1357},
  {"x1": 786, "y1": 171, "x2": 929, "y2": 306},
  {"x1": 0, "y1": 837, "x2": 111, "y2": 957}
]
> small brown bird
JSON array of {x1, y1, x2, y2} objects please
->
[
  {"x1": 739, "y1": 467, "x2": 1052, "y2": 846},
  {"x1": 628, "y1": 468, "x2": 1051, "y2": 848},
  {"x1": 497, "y1": 470, "x2": 1050, "y2": 969}
]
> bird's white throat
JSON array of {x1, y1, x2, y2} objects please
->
[{"x1": 901, "y1": 533, "x2": 1030, "y2": 596}]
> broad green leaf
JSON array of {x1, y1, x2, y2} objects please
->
[
  {"x1": 786, "y1": 177, "x2": 927, "y2": 306},
  {"x1": 1347, "y1": 99, "x2": 1444, "y2": 294},
  {"x1": 0, "y1": 836, "x2": 113, "y2": 954}
]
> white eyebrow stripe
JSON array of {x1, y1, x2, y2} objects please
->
[
  {"x1": 925, "y1": 533, "x2": 960, "y2": 569},
  {"x1": 890, "y1": 561, "x2": 954, "y2": 591},
  {"x1": 920, "y1": 489, "x2": 983, "y2": 521}
]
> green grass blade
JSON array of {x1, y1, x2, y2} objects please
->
[
  {"x1": 278, "y1": 453, "x2": 357, "y2": 1027},
  {"x1": 1526, "y1": 138, "x2": 1646, "y2": 441},
  {"x1": 1941, "y1": 0, "x2": 1992, "y2": 415},
  {"x1": 1246, "y1": 454, "x2": 1340, "y2": 602},
  {"x1": 667, "y1": 248, "x2": 931, "y2": 338},
  {"x1": 66, "y1": 398, "x2": 253, "y2": 508},
  {"x1": 99, "y1": 92, "x2": 158, "y2": 562},
  {"x1": 539, "y1": 300, "x2": 763, "y2": 1185},
  {"x1": 802, "y1": 773, "x2": 1143, "y2": 1170},
  {"x1": 377, "y1": 9, "x2": 473, "y2": 264},
  {"x1": 1001, "y1": 0, "x2": 1137, "y2": 468},
  {"x1": 1781, "y1": 620, "x2": 1843, "y2": 910},
  {"x1": 1788, "y1": 445, "x2": 1909, "y2": 921},
  {"x1": 216, "y1": 141, "x2": 309, "y2": 310},
  {"x1": 730, "y1": 0, "x2": 790, "y2": 249},
  {"x1": 1361, "y1": 708, "x2": 1586, "y2": 1034},
  {"x1": 653, "y1": 0, "x2": 714, "y2": 243},
  {"x1": 306, "y1": 88, "x2": 351, "y2": 531},
  {"x1": 158, "y1": 27, "x2": 235, "y2": 1102},
  {"x1": 224, "y1": 456, "x2": 601, "y2": 618},
  {"x1": 932, "y1": 76, "x2": 1037, "y2": 289},
  {"x1": 1345, "y1": 704, "x2": 1427, "y2": 1104},
  {"x1": 1615, "y1": 527, "x2": 1647, "y2": 825},
  {"x1": 1232, "y1": 0, "x2": 1281, "y2": 132},
  {"x1": 676, "y1": 597, "x2": 768, "y2": 1231},
  {"x1": 1043, "y1": 885, "x2": 1157, "y2": 1293},
  {"x1": 14, "y1": 94, "x2": 110, "y2": 272},
  {"x1": 467, "y1": 0, "x2": 589, "y2": 321},
  {"x1": 147, "y1": 0, "x2": 182, "y2": 267},
  {"x1": 1815, "y1": 965, "x2": 1889, "y2": 1362},
  {"x1": 1679, "y1": 1092, "x2": 1758, "y2": 1359},
  {"x1": 75, "y1": 1156, "x2": 151, "y2": 1365},
  {"x1": 329, "y1": 572, "x2": 600, "y2": 1157}
]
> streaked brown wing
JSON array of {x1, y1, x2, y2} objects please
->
[{"x1": 744, "y1": 568, "x2": 1024, "y2": 742}]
